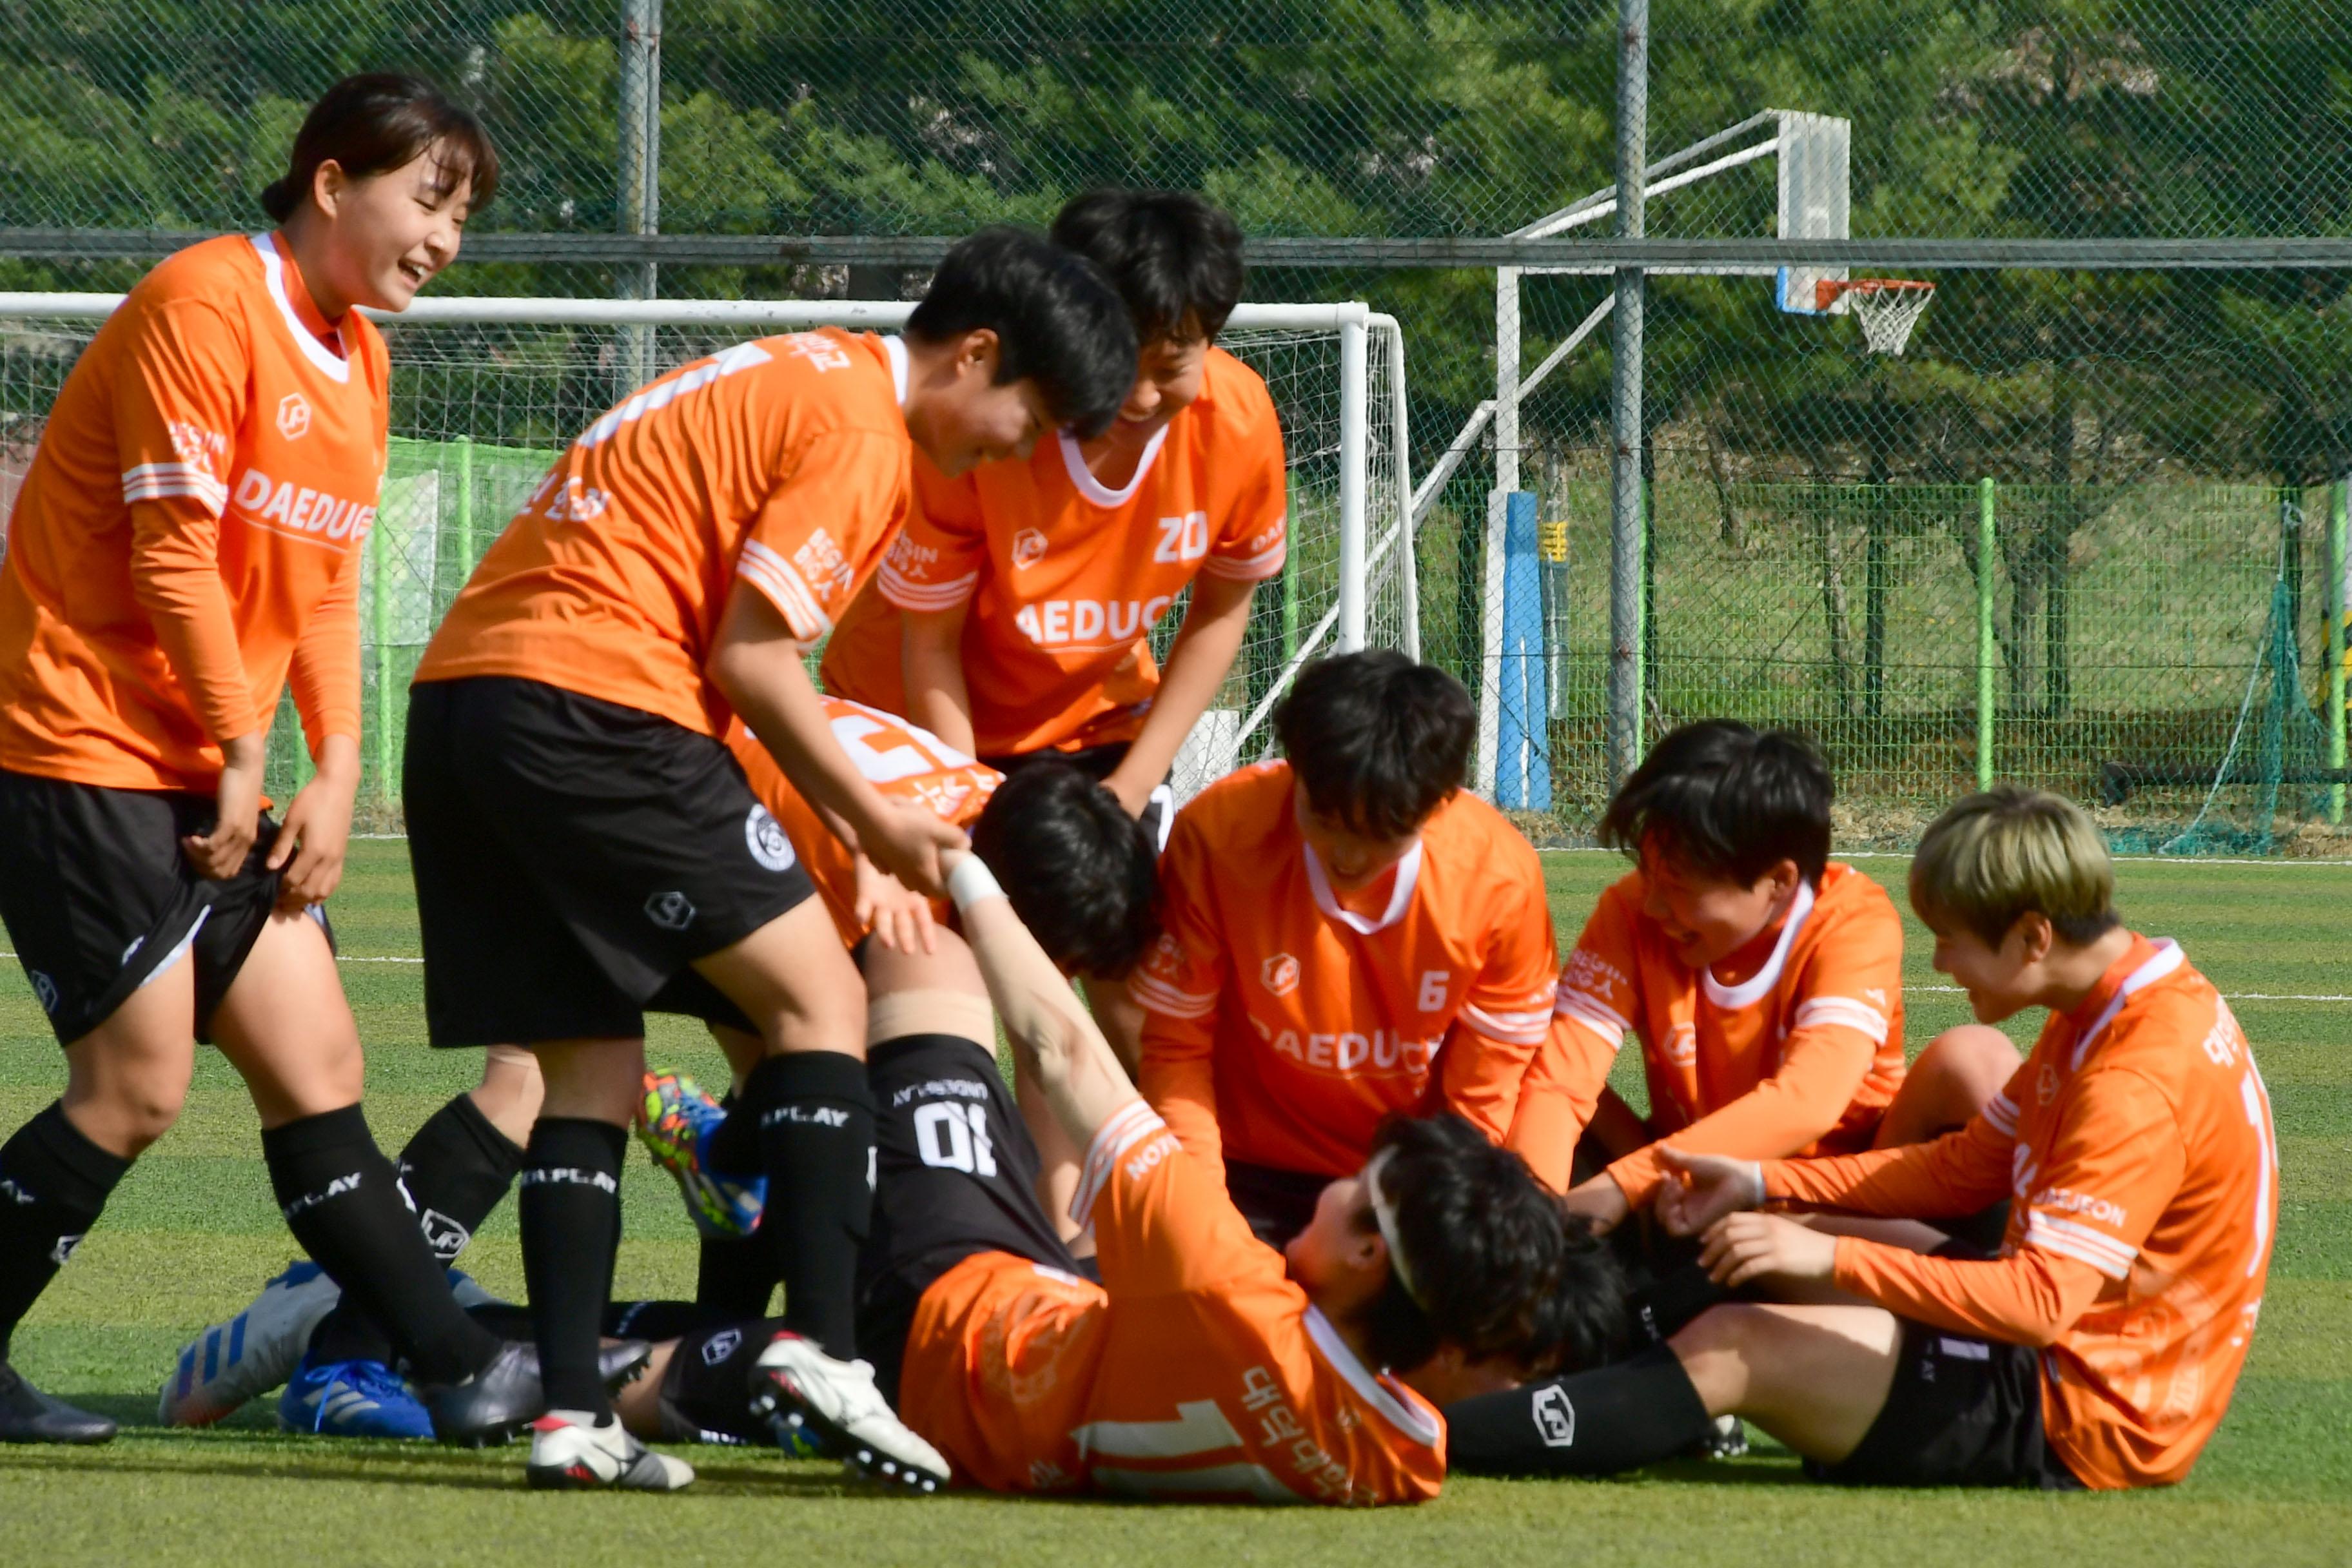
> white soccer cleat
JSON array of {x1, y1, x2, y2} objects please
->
[
  {"x1": 525, "y1": 1411, "x2": 695, "y2": 1491},
  {"x1": 158, "y1": 1259, "x2": 342, "y2": 1427},
  {"x1": 750, "y1": 1332, "x2": 949, "y2": 1493}
]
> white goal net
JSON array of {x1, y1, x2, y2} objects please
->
[{"x1": 0, "y1": 294, "x2": 1411, "y2": 823}]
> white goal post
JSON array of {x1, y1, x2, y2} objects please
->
[{"x1": 0, "y1": 292, "x2": 1414, "y2": 811}]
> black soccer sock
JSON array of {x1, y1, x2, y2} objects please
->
[
  {"x1": 397, "y1": 1092, "x2": 527, "y2": 1262},
  {"x1": 655, "y1": 1317, "x2": 787, "y2": 1444},
  {"x1": 741, "y1": 1050, "x2": 874, "y2": 1361},
  {"x1": 694, "y1": 1232, "x2": 777, "y2": 1318},
  {"x1": 262, "y1": 1106, "x2": 503, "y2": 1387},
  {"x1": 1445, "y1": 1342, "x2": 1715, "y2": 1476},
  {"x1": 518, "y1": 1117, "x2": 627, "y2": 1414},
  {"x1": 705, "y1": 1091, "x2": 760, "y2": 1177},
  {"x1": 307, "y1": 1093, "x2": 528, "y2": 1365},
  {"x1": 0, "y1": 1103, "x2": 131, "y2": 1359}
]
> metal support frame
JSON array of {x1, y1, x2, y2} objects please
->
[
  {"x1": 1605, "y1": 0, "x2": 1650, "y2": 791},
  {"x1": 617, "y1": 0, "x2": 663, "y2": 390}
]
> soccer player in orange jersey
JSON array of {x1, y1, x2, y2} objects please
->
[
  {"x1": 1447, "y1": 788, "x2": 2278, "y2": 1490},
  {"x1": 1510, "y1": 721, "x2": 2022, "y2": 1238},
  {"x1": 821, "y1": 189, "x2": 1284, "y2": 1058},
  {"x1": 1132, "y1": 652, "x2": 1563, "y2": 1244},
  {"x1": 0, "y1": 76, "x2": 557, "y2": 1446},
  {"x1": 402, "y1": 230, "x2": 1134, "y2": 1490},
  {"x1": 611, "y1": 845, "x2": 1617, "y2": 1502}
]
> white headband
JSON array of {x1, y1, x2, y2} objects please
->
[{"x1": 1363, "y1": 1146, "x2": 1427, "y2": 1311}]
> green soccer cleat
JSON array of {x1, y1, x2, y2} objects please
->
[{"x1": 634, "y1": 1072, "x2": 766, "y2": 1239}]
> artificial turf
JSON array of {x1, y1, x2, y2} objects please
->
[{"x1": 0, "y1": 843, "x2": 2345, "y2": 1565}]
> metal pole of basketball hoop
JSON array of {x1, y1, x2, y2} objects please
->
[{"x1": 1605, "y1": 0, "x2": 1650, "y2": 791}]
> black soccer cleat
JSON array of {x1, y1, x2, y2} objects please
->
[
  {"x1": 426, "y1": 1339, "x2": 653, "y2": 1447},
  {"x1": 0, "y1": 1360, "x2": 117, "y2": 1445}
]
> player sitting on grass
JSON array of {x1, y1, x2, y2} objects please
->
[
  {"x1": 616, "y1": 845, "x2": 1617, "y2": 1502},
  {"x1": 1509, "y1": 721, "x2": 2021, "y2": 1244},
  {"x1": 1444, "y1": 786, "x2": 2278, "y2": 1491},
  {"x1": 1132, "y1": 650, "x2": 1563, "y2": 1245},
  {"x1": 822, "y1": 187, "x2": 1286, "y2": 1066},
  {"x1": 400, "y1": 228, "x2": 1133, "y2": 1491}
]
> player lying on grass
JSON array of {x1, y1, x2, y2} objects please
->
[
  {"x1": 1510, "y1": 721, "x2": 2021, "y2": 1243},
  {"x1": 616, "y1": 845, "x2": 1618, "y2": 1502},
  {"x1": 167, "y1": 698, "x2": 1155, "y2": 1443},
  {"x1": 1132, "y1": 650, "x2": 1563, "y2": 1244},
  {"x1": 823, "y1": 187, "x2": 1285, "y2": 1066},
  {"x1": 0, "y1": 74, "x2": 615, "y2": 1447},
  {"x1": 400, "y1": 228, "x2": 1134, "y2": 1491},
  {"x1": 636, "y1": 696, "x2": 1160, "y2": 1331},
  {"x1": 1445, "y1": 787, "x2": 2279, "y2": 1491}
]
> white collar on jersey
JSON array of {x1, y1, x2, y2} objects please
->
[
  {"x1": 2070, "y1": 939, "x2": 2185, "y2": 1071},
  {"x1": 248, "y1": 233, "x2": 351, "y2": 385},
  {"x1": 1700, "y1": 876, "x2": 1818, "y2": 1011},
  {"x1": 1302, "y1": 838, "x2": 1424, "y2": 937},
  {"x1": 1057, "y1": 421, "x2": 1171, "y2": 507},
  {"x1": 1301, "y1": 1305, "x2": 1442, "y2": 1450},
  {"x1": 883, "y1": 333, "x2": 909, "y2": 408}
]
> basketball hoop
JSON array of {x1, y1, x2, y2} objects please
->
[{"x1": 1815, "y1": 279, "x2": 1935, "y2": 357}]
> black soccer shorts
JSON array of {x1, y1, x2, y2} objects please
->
[
  {"x1": 402, "y1": 676, "x2": 817, "y2": 1048},
  {"x1": 0, "y1": 768, "x2": 328, "y2": 1045},
  {"x1": 855, "y1": 1033, "x2": 1080, "y2": 1401},
  {"x1": 1812, "y1": 1316, "x2": 2084, "y2": 1489}
]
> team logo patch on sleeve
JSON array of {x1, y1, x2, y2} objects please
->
[{"x1": 745, "y1": 804, "x2": 798, "y2": 872}]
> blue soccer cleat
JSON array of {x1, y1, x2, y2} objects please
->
[
  {"x1": 635, "y1": 1072, "x2": 766, "y2": 1239},
  {"x1": 277, "y1": 1351, "x2": 435, "y2": 1440},
  {"x1": 158, "y1": 1259, "x2": 342, "y2": 1427}
]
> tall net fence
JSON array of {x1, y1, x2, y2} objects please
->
[
  {"x1": 6, "y1": 3, "x2": 2346, "y2": 242},
  {"x1": 1418, "y1": 261, "x2": 2352, "y2": 851},
  {"x1": 0, "y1": 306, "x2": 1404, "y2": 826}
]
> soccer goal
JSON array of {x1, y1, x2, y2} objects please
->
[{"x1": 0, "y1": 293, "x2": 1413, "y2": 820}]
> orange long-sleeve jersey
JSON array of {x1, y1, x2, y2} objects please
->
[
  {"x1": 0, "y1": 234, "x2": 381, "y2": 790},
  {"x1": 1764, "y1": 936, "x2": 2278, "y2": 1489},
  {"x1": 726, "y1": 694, "x2": 1001, "y2": 948},
  {"x1": 416, "y1": 330, "x2": 910, "y2": 738},
  {"x1": 820, "y1": 346, "x2": 1286, "y2": 756},
  {"x1": 898, "y1": 1100, "x2": 1447, "y2": 1504},
  {"x1": 1514, "y1": 864, "x2": 1906, "y2": 1202},
  {"x1": 1131, "y1": 762, "x2": 1558, "y2": 1181}
]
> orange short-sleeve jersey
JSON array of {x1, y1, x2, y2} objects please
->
[
  {"x1": 820, "y1": 347, "x2": 1286, "y2": 756},
  {"x1": 416, "y1": 330, "x2": 911, "y2": 737},
  {"x1": 726, "y1": 695, "x2": 1000, "y2": 946},
  {"x1": 897, "y1": 1101, "x2": 1446, "y2": 1505},
  {"x1": 1131, "y1": 762, "x2": 1559, "y2": 1177},
  {"x1": 1555, "y1": 864, "x2": 1908, "y2": 1203},
  {"x1": 0, "y1": 234, "x2": 386, "y2": 790}
]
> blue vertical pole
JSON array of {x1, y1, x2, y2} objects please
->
[{"x1": 1498, "y1": 491, "x2": 1552, "y2": 810}]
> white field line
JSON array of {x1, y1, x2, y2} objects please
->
[{"x1": 1535, "y1": 847, "x2": 2352, "y2": 868}]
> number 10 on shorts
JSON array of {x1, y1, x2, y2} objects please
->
[{"x1": 916, "y1": 1101, "x2": 997, "y2": 1177}]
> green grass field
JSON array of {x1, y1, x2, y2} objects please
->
[{"x1": 0, "y1": 843, "x2": 2346, "y2": 1565}]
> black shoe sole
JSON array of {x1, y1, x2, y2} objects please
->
[{"x1": 0, "y1": 1422, "x2": 117, "y2": 1445}]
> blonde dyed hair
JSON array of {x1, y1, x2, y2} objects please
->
[{"x1": 1910, "y1": 786, "x2": 2119, "y2": 947}]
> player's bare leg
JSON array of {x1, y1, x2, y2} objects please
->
[
  {"x1": 1669, "y1": 1302, "x2": 1901, "y2": 1463},
  {"x1": 1872, "y1": 1024, "x2": 2022, "y2": 1148},
  {"x1": 212, "y1": 912, "x2": 525, "y2": 1437}
]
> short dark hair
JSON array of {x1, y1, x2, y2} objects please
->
[
  {"x1": 1598, "y1": 720, "x2": 1834, "y2": 887},
  {"x1": 1273, "y1": 652, "x2": 1475, "y2": 840},
  {"x1": 906, "y1": 227, "x2": 1135, "y2": 440},
  {"x1": 1050, "y1": 189, "x2": 1246, "y2": 345},
  {"x1": 970, "y1": 762, "x2": 1159, "y2": 979},
  {"x1": 1354, "y1": 1115, "x2": 1609, "y2": 1375},
  {"x1": 262, "y1": 74, "x2": 498, "y2": 224}
]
